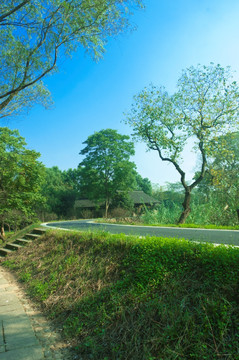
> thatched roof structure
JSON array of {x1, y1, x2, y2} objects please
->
[
  {"x1": 129, "y1": 191, "x2": 159, "y2": 205},
  {"x1": 74, "y1": 191, "x2": 159, "y2": 209}
]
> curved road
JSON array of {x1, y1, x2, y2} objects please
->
[{"x1": 43, "y1": 220, "x2": 239, "y2": 246}]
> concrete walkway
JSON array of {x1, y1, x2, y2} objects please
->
[
  {"x1": 0, "y1": 266, "x2": 75, "y2": 360},
  {"x1": 0, "y1": 267, "x2": 44, "y2": 360}
]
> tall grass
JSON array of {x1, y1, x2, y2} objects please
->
[
  {"x1": 187, "y1": 201, "x2": 238, "y2": 226},
  {"x1": 141, "y1": 203, "x2": 181, "y2": 224},
  {"x1": 141, "y1": 199, "x2": 239, "y2": 227}
]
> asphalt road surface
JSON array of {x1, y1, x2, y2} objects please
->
[{"x1": 44, "y1": 220, "x2": 239, "y2": 246}]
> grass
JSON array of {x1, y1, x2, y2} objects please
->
[
  {"x1": 98, "y1": 218, "x2": 239, "y2": 230},
  {"x1": 138, "y1": 222, "x2": 239, "y2": 230},
  {"x1": 2, "y1": 229, "x2": 239, "y2": 359}
]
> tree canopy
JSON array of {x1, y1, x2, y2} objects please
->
[
  {"x1": 39, "y1": 166, "x2": 80, "y2": 220},
  {"x1": 135, "y1": 173, "x2": 152, "y2": 195},
  {"x1": 0, "y1": 0, "x2": 143, "y2": 118},
  {"x1": 78, "y1": 129, "x2": 136, "y2": 217},
  {"x1": 208, "y1": 132, "x2": 239, "y2": 222},
  {"x1": 0, "y1": 127, "x2": 45, "y2": 237},
  {"x1": 126, "y1": 64, "x2": 239, "y2": 223}
]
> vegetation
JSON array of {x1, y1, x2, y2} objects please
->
[
  {"x1": 150, "y1": 147, "x2": 239, "y2": 227},
  {"x1": 0, "y1": 127, "x2": 45, "y2": 239},
  {"x1": 78, "y1": 129, "x2": 136, "y2": 217},
  {"x1": 2, "y1": 230, "x2": 239, "y2": 359},
  {"x1": 126, "y1": 64, "x2": 239, "y2": 224},
  {"x1": 137, "y1": 177, "x2": 239, "y2": 228},
  {"x1": 0, "y1": 0, "x2": 143, "y2": 118},
  {"x1": 36, "y1": 164, "x2": 153, "y2": 221},
  {"x1": 135, "y1": 173, "x2": 153, "y2": 195},
  {"x1": 38, "y1": 166, "x2": 79, "y2": 221},
  {"x1": 0, "y1": 222, "x2": 41, "y2": 246},
  {"x1": 206, "y1": 132, "x2": 239, "y2": 222}
]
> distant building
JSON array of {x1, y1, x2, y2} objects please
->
[{"x1": 74, "y1": 190, "x2": 159, "y2": 218}]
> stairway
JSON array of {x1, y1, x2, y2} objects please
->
[{"x1": 0, "y1": 227, "x2": 47, "y2": 257}]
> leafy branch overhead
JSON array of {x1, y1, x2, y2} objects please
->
[
  {"x1": 0, "y1": 0, "x2": 144, "y2": 117},
  {"x1": 126, "y1": 63, "x2": 239, "y2": 223}
]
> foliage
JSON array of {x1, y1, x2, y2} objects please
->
[
  {"x1": 140, "y1": 180, "x2": 239, "y2": 227},
  {"x1": 152, "y1": 182, "x2": 184, "y2": 207},
  {"x1": 126, "y1": 63, "x2": 239, "y2": 223},
  {"x1": 0, "y1": 0, "x2": 143, "y2": 118},
  {"x1": 110, "y1": 190, "x2": 134, "y2": 213},
  {"x1": 209, "y1": 132, "x2": 239, "y2": 217},
  {"x1": 188, "y1": 132, "x2": 239, "y2": 224},
  {"x1": 78, "y1": 129, "x2": 136, "y2": 217},
  {"x1": 188, "y1": 199, "x2": 238, "y2": 226},
  {"x1": 3, "y1": 209, "x2": 39, "y2": 232},
  {"x1": 139, "y1": 206, "x2": 239, "y2": 228},
  {"x1": 0, "y1": 82, "x2": 52, "y2": 120},
  {"x1": 39, "y1": 166, "x2": 80, "y2": 220},
  {"x1": 0, "y1": 127, "x2": 45, "y2": 237},
  {"x1": 3, "y1": 230, "x2": 239, "y2": 359},
  {"x1": 134, "y1": 173, "x2": 153, "y2": 195},
  {"x1": 141, "y1": 202, "x2": 182, "y2": 224}
]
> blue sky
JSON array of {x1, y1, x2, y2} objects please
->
[{"x1": 4, "y1": 0, "x2": 239, "y2": 186}]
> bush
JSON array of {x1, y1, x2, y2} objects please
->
[
  {"x1": 187, "y1": 200, "x2": 238, "y2": 226},
  {"x1": 109, "y1": 207, "x2": 131, "y2": 218},
  {"x1": 141, "y1": 202, "x2": 181, "y2": 224}
]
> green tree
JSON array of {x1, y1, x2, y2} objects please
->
[
  {"x1": 0, "y1": 0, "x2": 143, "y2": 118},
  {"x1": 126, "y1": 64, "x2": 239, "y2": 223},
  {"x1": 40, "y1": 166, "x2": 79, "y2": 220},
  {"x1": 135, "y1": 173, "x2": 152, "y2": 195},
  {"x1": 78, "y1": 129, "x2": 136, "y2": 217},
  {"x1": 0, "y1": 127, "x2": 45, "y2": 238}
]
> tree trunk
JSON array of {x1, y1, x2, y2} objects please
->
[
  {"x1": 237, "y1": 209, "x2": 239, "y2": 222},
  {"x1": 105, "y1": 199, "x2": 109, "y2": 218},
  {"x1": 0, "y1": 224, "x2": 5, "y2": 240},
  {"x1": 178, "y1": 189, "x2": 191, "y2": 224}
]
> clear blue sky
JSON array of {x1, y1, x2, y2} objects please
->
[{"x1": 4, "y1": 0, "x2": 239, "y2": 186}]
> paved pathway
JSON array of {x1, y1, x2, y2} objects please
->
[
  {"x1": 0, "y1": 267, "x2": 44, "y2": 359},
  {"x1": 0, "y1": 267, "x2": 75, "y2": 360}
]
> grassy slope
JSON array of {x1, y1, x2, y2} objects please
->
[{"x1": 2, "y1": 230, "x2": 239, "y2": 360}]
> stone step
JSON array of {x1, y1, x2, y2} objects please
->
[
  {"x1": 0, "y1": 247, "x2": 13, "y2": 256},
  {"x1": 1, "y1": 227, "x2": 47, "y2": 257},
  {"x1": 5, "y1": 242, "x2": 23, "y2": 251},
  {"x1": 14, "y1": 238, "x2": 32, "y2": 245},
  {"x1": 32, "y1": 227, "x2": 47, "y2": 235},
  {"x1": 25, "y1": 233, "x2": 41, "y2": 240}
]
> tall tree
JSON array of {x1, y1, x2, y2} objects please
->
[
  {"x1": 126, "y1": 64, "x2": 239, "y2": 223},
  {"x1": 0, "y1": 127, "x2": 45, "y2": 238},
  {"x1": 78, "y1": 129, "x2": 136, "y2": 217},
  {"x1": 0, "y1": 0, "x2": 143, "y2": 118}
]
